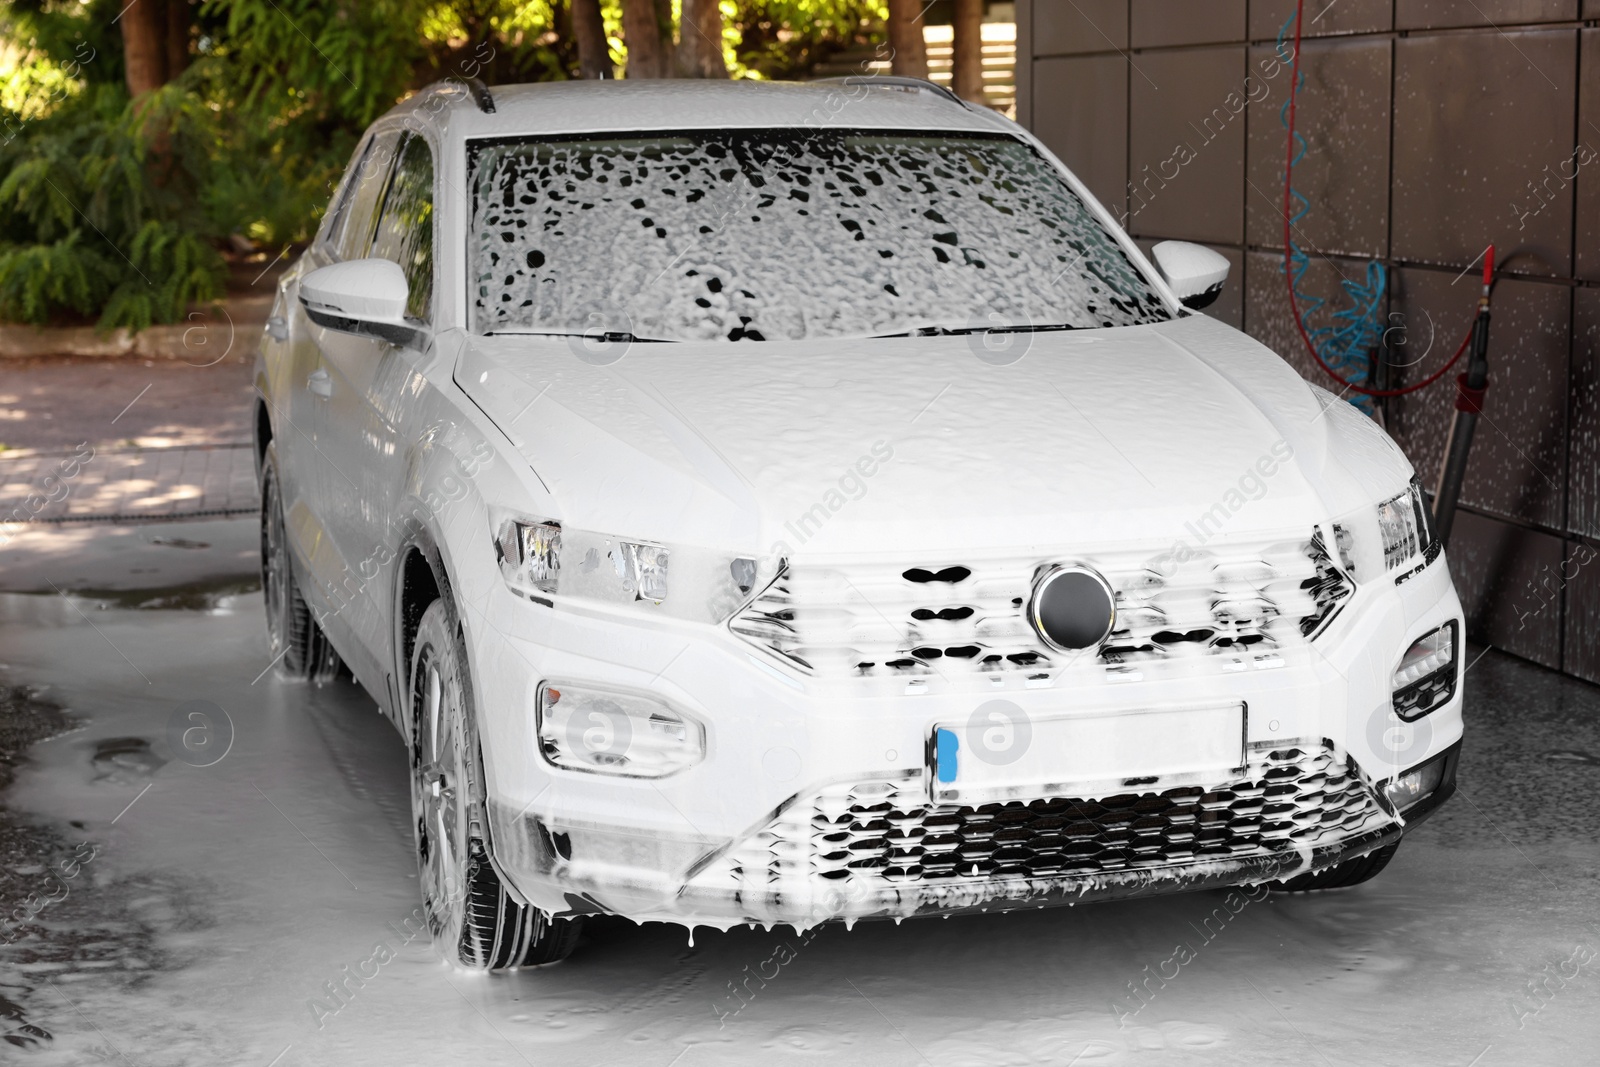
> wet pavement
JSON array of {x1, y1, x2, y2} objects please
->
[{"x1": 0, "y1": 519, "x2": 1596, "y2": 1065}]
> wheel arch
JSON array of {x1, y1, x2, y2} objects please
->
[
  {"x1": 394, "y1": 524, "x2": 446, "y2": 735},
  {"x1": 392, "y1": 513, "x2": 531, "y2": 910},
  {"x1": 253, "y1": 395, "x2": 273, "y2": 480}
]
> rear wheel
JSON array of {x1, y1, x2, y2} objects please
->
[
  {"x1": 1270, "y1": 842, "x2": 1400, "y2": 892},
  {"x1": 260, "y1": 447, "x2": 340, "y2": 683},
  {"x1": 409, "y1": 596, "x2": 582, "y2": 969}
]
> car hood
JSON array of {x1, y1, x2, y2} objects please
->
[{"x1": 452, "y1": 314, "x2": 1410, "y2": 558}]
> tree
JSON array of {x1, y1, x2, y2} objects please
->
[
  {"x1": 116, "y1": 0, "x2": 191, "y2": 98},
  {"x1": 166, "y1": 0, "x2": 192, "y2": 80},
  {"x1": 952, "y1": 0, "x2": 984, "y2": 103},
  {"x1": 571, "y1": 0, "x2": 611, "y2": 78},
  {"x1": 677, "y1": 0, "x2": 728, "y2": 78},
  {"x1": 620, "y1": 0, "x2": 671, "y2": 78},
  {"x1": 885, "y1": 0, "x2": 927, "y2": 79},
  {"x1": 118, "y1": 1, "x2": 169, "y2": 98}
]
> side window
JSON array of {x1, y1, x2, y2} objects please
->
[
  {"x1": 315, "y1": 136, "x2": 370, "y2": 253},
  {"x1": 331, "y1": 131, "x2": 403, "y2": 262},
  {"x1": 370, "y1": 132, "x2": 435, "y2": 323}
]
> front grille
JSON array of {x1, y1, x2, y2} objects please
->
[
  {"x1": 709, "y1": 744, "x2": 1389, "y2": 893},
  {"x1": 730, "y1": 529, "x2": 1354, "y2": 679}
]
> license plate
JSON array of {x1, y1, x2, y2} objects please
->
[{"x1": 930, "y1": 703, "x2": 1246, "y2": 804}]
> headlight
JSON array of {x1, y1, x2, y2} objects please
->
[
  {"x1": 497, "y1": 519, "x2": 561, "y2": 594},
  {"x1": 1377, "y1": 478, "x2": 1434, "y2": 573},
  {"x1": 610, "y1": 539, "x2": 669, "y2": 603},
  {"x1": 494, "y1": 513, "x2": 768, "y2": 623},
  {"x1": 537, "y1": 681, "x2": 705, "y2": 778},
  {"x1": 1328, "y1": 478, "x2": 1439, "y2": 583},
  {"x1": 1392, "y1": 620, "x2": 1457, "y2": 720}
]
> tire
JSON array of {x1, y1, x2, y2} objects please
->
[
  {"x1": 408, "y1": 596, "x2": 582, "y2": 969},
  {"x1": 260, "y1": 447, "x2": 340, "y2": 684},
  {"x1": 1269, "y1": 841, "x2": 1400, "y2": 893}
]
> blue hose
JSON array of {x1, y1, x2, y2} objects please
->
[{"x1": 1276, "y1": 12, "x2": 1386, "y2": 413}]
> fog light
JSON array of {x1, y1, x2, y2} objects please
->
[
  {"x1": 537, "y1": 682, "x2": 704, "y2": 778},
  {"x1": 1392, "y1": 621, "x2": 1458, "y2": 721},
  {"x1": 1382, "y1": 754, "x2": 1447, "y2": 813}
]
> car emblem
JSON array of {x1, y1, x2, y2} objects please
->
[{"x1": 1029, "y1": 565, "x2": 1117, "y2": 651}]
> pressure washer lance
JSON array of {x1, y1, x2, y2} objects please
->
[{"x1": 1431, "y1": 245, "x2": 1495, "y2": 546}]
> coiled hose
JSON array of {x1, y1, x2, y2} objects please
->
[{"x1": 1279, "y1": 0, "x2": 1475, "y2": 403}]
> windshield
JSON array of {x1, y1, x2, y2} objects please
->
[{"x1": 467, "y1": 129, "x2": 1171, "y2": 342}]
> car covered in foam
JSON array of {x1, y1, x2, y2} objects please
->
[{"x1": 254, "y1": 77, "x2": 1463, "y2": 968}]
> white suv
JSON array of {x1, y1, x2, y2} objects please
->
[{"x1": 255, "y1": 77, "x2": 1464, "y2": 969}]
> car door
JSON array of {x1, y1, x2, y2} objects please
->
[
  {"x1": 285, "y1": 129, "x2": 402, "y2": 659},
  {"x1": 269, "y1": 131, "x2": 399, "y2": 629},
  {"x1": 308, "y1": 129, "x2": 437, "y2": 691}
]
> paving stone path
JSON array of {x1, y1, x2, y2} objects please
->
[{"x1": 1, "y1": 443, "x2": 258, "y2": 524}]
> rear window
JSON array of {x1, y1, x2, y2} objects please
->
[{"x1": 467, "y1": 128, "x2": 1171, "y2": 342}]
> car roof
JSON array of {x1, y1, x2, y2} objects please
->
[{"x1": 385, "y1": 78, "x2": 1018, "y2": 143}]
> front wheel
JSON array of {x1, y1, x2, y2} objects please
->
[{"x1": 409, "y1": 596, "x2": 582, "y2": 969}]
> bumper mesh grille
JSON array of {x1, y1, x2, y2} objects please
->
[{"x1": 718, "y1": 745, "x2": 1388, "y2": 890}]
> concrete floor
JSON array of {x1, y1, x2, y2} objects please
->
[{"x1": 0, "y1": 528, "x2": 1597, "y2": 1066}]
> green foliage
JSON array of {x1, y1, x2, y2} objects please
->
[
  {"x1": 728, "y1": 0, "x2": 886, "y2": 79},
  {"x1": 0, "y1": 75, "x2": 225, "y2": 329},
  {"x1": 0, "y1": 236, "x2": 118, "y2": 323},
  {"x1": 199, "y1": 0, "x2": 434, "y2": 130},
  {"x1": 105, "y1": 221, "x2": 225, "y2": 331}
]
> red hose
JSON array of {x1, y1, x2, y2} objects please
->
[{"x1": 1281, "y1": 0, "x2": 1475, "y2": 399}]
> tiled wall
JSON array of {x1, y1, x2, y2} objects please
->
[{"x1": 1017, "y1": 0, "x2": 1600, "y2": 682}]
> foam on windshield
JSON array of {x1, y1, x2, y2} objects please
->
[{"x1": 469, "y1": 130, "x2": 1170, "y2": 342}]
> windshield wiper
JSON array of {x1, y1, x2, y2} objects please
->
[
  {"x1": 483, "y1": 329, "x2": 676, "y2": 343},
  {"x1": 874, "y1": 322, "x2": 1079, "y2": 339}
]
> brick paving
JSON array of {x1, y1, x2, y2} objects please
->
[{"x1": 1, "y1": 443, "x2": 258, "y2": 524}]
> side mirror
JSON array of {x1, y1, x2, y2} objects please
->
[
  {"x1": 1151, "y1": 241, "x2": 1230, "y2": 311},
  {"x1": 299, "y1": 258, "x2": 419, "y2": 346}
]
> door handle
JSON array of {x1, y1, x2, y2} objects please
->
[
  {"x1": 266, "y1": 315, "x2": 288, "y2": 341},
  {"x1": 308, "y1": 368, "x2": 332, "y2": 398}
]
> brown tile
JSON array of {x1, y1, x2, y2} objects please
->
[
  {"x1": 1577, "y1": 29, "x2": 1600, "y2": 281},
  {"x1": 1032, "y1": 54, "x2": 1129, "y2": 216},
  {"x1": 1207, "y1": 244, "x2": 1246, "y2": 330},
  {"x1": 1446, "y1": 510, "x2": 1564, "y2": 670},
  {"x1": 1389, "y1": 270, "x2": 1569, "y2": 531},
  {"x1": 1573, "y1": 288, "x2": 1600, "y2": 539},
  {"x1": 1034, "y1": 0, "x2": 1129, "y2": 56},
  {"x1": 1396, "y1": 0, "x2": 1578, "y2": 30},
  {"x1": 1137, "y1": 239, "x2": 1244, "y2": 327},
  {"x1": 1563, "y1": 536, "x2": 1600, "y2": 683},
  {"x1": 1130, "y1": 0, "x2": 1247, "y2": 48},
  {"x1": 1249, "y1": 0, "x2": 1392, "y2": 38},
  {"x1": 1393, "y1": 29, "x2": 1577, "y2": 275},
  {"x1": 1246, "y1": 37, "x2": 1391, "y2": 258},
  {"x1": 1127, "y1": 46, "x2": 1248, "y2": 243}
]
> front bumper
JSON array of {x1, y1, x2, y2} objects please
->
[{"x1": 469, "y1": 536, "x2": 1465, "y2": 931}]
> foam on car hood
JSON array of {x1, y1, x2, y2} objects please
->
[{"x1": 454, "y1": 313, "x2": 1409, "y2": 557}]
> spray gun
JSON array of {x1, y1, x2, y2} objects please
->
[{"x1": 1431, "y1": 246, "x2": 1494, "y2": 547}]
